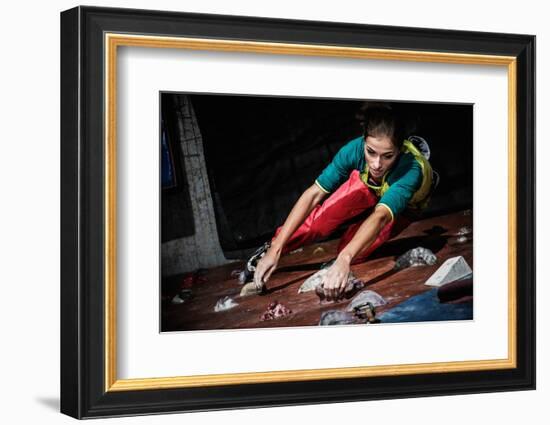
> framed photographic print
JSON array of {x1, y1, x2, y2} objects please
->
[{"x1": 60, "y1": 5, "x2": 535, "y2": 419}]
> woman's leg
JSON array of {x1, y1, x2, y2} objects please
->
[
  {"x1": 336, "y1": 214, "x2": 412, "y2": 265},
  {"x1": 272, "y1": 170, "x2": 379, "y2": 255}
]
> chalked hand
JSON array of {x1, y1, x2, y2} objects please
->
[
  {"x1": 253, "y1": 246, "x2": 281, "y2": 290},
  {"x1": 323, "y1": 257, "x2": 350, "y2": 301}
]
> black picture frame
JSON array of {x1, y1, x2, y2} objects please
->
[{"x1": 60, "y1": 5, "x2": 535, "y2": 419}]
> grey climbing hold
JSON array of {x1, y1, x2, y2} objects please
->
[
  {"x1": 457, "y1": 226, "x2": 473, "y2": 236},
  {"x1": 214, "y1": 296, "x2": 238, "y2": 312},
  {"x1": 298, "y1": 266, "x2": 360, "y2": 293},
  {"x1": 315, "y1": 278, "x2": 365, "y2": 302},
  {"x1": 299, "y1": 268, "x2": 328, "y2": 293},
  {"x1": 394, "y1": 247, "x2": 437, "y2": 270},
  {"x1": 347, "y1": 290, "x2": 387, "y2": 311},
  {"x1": 171, "y1": 289, "x2": 193, "y2": 305},
  {"x1": 171, "y1": 295, "x2": 185, "y2": 304},
  {"x1": 319, "y1": 310, "x2": 357, "y2": 326},
  {"x1": 237, "y1": 270, "x2": 248, "y2": 285}
]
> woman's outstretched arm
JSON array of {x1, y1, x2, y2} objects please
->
[
  {"x1": 253, "y1": 183, "x2": 327, "y2": 288},
  {"x1": 323, "y1": 204, "x2": 393, "y2": 300}
]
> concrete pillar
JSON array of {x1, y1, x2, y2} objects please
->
[{"x1": 161, "y1": 95, "x2": 234, "y2": 277}]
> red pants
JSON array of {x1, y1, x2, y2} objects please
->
[{"x1": 272, "y1": 170, "x2": 410, "y2": 265}]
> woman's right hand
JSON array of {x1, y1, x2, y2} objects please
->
[{"x1": 253, "y1": 246, "x2": 281, "y2": 290}]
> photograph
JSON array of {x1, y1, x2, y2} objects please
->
[{"x1": 160, "y1": 94, "x2": 474, "y2": 331}]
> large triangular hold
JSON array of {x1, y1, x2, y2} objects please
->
[{"x1": 425, "y1": 256, "x2": 473, "y2": 287}]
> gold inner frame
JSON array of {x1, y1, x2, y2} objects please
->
[{"x1": 104, "y1": 33, "x2": 517, "y2": 392}]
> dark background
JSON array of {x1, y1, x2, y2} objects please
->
[{"x1": 162, "y1": 93, "x2": 473, "y2": 256}]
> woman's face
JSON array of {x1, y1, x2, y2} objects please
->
[{"x1": 364, "y1": 135, "x2": 399, "y2": 180}]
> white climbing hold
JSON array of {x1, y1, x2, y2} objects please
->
[
  {"x1": 425, "y1": 256, "x2": 473, "y2": 287},
  {"x1": 214, "y1": 296, "x2": 238, "y2": 312}
]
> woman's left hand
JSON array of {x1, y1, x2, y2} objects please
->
[{"x1": 323, "y1": 257, "x2": 351, "y2": 301}]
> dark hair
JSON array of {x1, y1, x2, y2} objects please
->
[{"x1": 356, "y1": 102, "x2": 407, "y2": 149}]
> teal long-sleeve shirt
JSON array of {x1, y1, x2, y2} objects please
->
[{"x1": 315, "y1": 136, "x2": 425, "y2": 219}]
